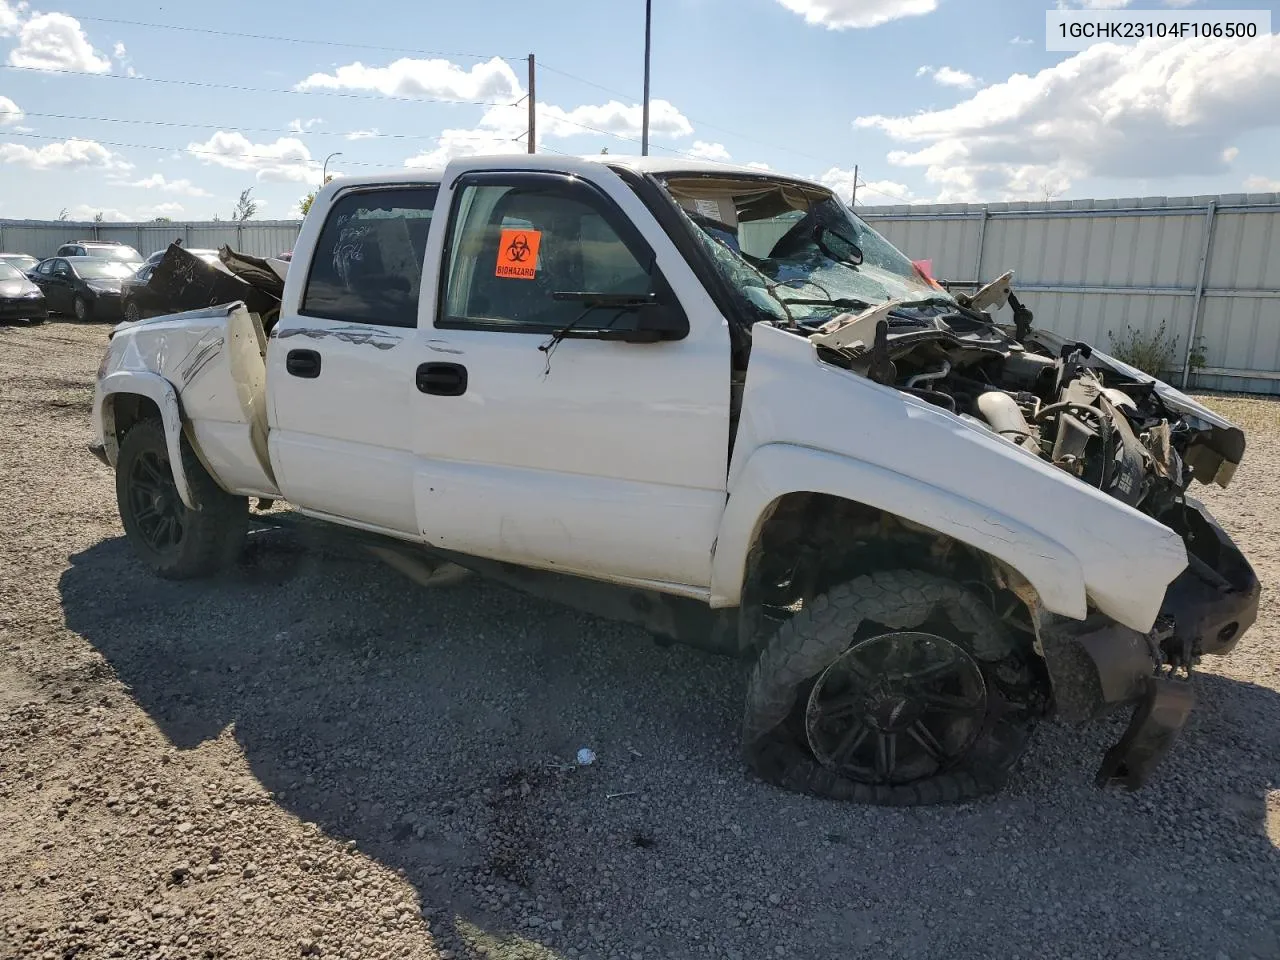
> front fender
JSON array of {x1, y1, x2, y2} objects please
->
[
  {"x1": 94, "y1": 370, "x2": 199, "y2": 511},
  {"x1": 709, "y1": 442, "x2": 1086, "y2": 620}
]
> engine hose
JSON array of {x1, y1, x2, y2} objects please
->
[
  {"x1": 1032, "y1": 401, "x2": 1107, "y2": 425},
  {"x1": 902, "y1": 387, "x2": 956, "y2": 412}
]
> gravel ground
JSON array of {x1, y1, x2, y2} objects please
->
[{"x1": 2, "y1": 318, "x2": 1278, "y2": 960}]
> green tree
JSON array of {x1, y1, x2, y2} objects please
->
[
  {"x1": 93, "y1": 211, "x2": 104, "y2": 223},
  {"x1": 233, "y1": 188, "x2": 258, "y2": 222},
  {"x1": 298, "y1": 175, "x2": 334, "y2": 216}
]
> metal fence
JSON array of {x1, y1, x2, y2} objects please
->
[
  {"x1": 0, "y1": 219, "x2": 303, "y2": 261},
  {"x1": 857, "y1": 192, "x2": 1280, "y2": 394}
]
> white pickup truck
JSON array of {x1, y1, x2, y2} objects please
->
[{"x1": 90, "y1": 155, "x2": 1259, "y2": 805}]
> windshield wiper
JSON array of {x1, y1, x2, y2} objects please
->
[{"x1": 777, "y1": 296, "x2": 871, "y2": 311}]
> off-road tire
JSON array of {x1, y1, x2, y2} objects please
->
[
  {"x1": 115, "y1": 418, "x2": 248, "y2": 579},
  {"x1": 742, "y1": 569, "x2": 1042, "y2": 805},
  {"x1": 73, "y1": 295, "x2": 91, "y2": 321}
]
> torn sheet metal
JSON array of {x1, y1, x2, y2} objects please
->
[{"x1": 147, "y1": 244, "x2": 279, "y2": 321}]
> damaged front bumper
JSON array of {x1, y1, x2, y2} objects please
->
[{"x1": 1040, "y1": 498, "x2": 1260, "y2": 790}]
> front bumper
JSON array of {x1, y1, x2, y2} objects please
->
[
  {"x1": 0, "y1": 295, "x2": 47, "y2": 321},
  {"x1": 1040, "y1": 498, "x2": 1259, "y2": 790}
]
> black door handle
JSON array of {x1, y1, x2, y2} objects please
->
[
  {"x1": 286, "y1": 348, "x2": 321, "y2": 379},
  {"x1": 416, "y1": 362, "x2": 467, "y2": 396}
]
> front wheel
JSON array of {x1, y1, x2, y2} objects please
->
[
  {"x1": 742, "y1": 569, "x2": 1044, "y2": 805},
  {"x1": 73, "y1": 295, "x2": 91, "y2": 321},
  {"x1": 115, "y1": 419, "x2": 248, "y2": 579},
  {"x1": 123, "y1": 299, "x2": 141, "y2": 323}
]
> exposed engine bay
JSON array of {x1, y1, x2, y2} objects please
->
[{"x1": 800, "y1": 271, "x2": 1245, "y2": 524}]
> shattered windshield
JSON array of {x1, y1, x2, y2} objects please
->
[{"x1": 658, "y1": 175, "x2": 951, "y2": 325}]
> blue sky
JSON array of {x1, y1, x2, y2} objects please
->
[{"x1": 0, "y1": 0, "x2": 1276, "y2": 221}]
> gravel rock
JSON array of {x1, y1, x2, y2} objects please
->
[{"x1": 1, "y1": 320, "x2": 1278, "y2": 960}]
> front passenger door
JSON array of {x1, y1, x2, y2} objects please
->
[{"x1": 412, "y1": 169, "x2": 732, "y2": 589}]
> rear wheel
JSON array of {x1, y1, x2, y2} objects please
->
[
  {"x1": 115, "y1": 419, "x2": 248, "y2": 579},
  {"x1": 123, "y1": 299, "x2": 141, "y2": 323},
  {"x1": 73, "y1": 295, "x2": 91, "y2": 321},
  {"x1": 742, "y1": 569, "x2": 1043, "y2": 805}
]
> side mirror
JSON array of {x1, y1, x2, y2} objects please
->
[{"x1": 619, "y1": 303, "x2": 689, "y2": 343}]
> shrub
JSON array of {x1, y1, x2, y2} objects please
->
[{"x1": 1107, "y1": 320, "x2": 1185, "y2": 377}]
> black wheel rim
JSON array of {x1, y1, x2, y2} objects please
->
[
  {"x1": 804, "y1": 631, "x2": 986, "y2": 785},
  {"x1": 127, "y1": 448, "x2": 185, "y2": 551},
  {"x1": 124, "y1": 302, "x2": 140, "y2": 322},
  {"x1": 75, "y1": 298, "x2": 87, "y2": 320}
]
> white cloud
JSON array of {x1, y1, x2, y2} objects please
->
[
  {"x1": 817, "y1": 166, "x2": 917, "y2": 204},
  {"x1": 404, "y1": 126, "x2": 523, "y2": 170},
  {"x1": 687, "y1": 141, "x2": 732, "y2": 162},
  {"x1": 745, "y1": 161, "x2": 772, "y2": 171},
  {"x1": 540, "y1": 99, "x2": 692, "y2": 140},
  {"x1": 0, "y1": 0, "x2": 26, "y2": 36},
  {"x1": 403, "y1": 94, "x2": 695, "y2": 169},
  {"x1": 1221, "y1": 146, "x2": 1239, "y2": 163},
  {"x1": 917, "y1": 65, "x2": 979, "y2": 88},
  {"x1": 775, "y1": 0, "x2": 937, "y2": 29},
  {"x1": 66, "y1": 205, "x2": 131, "y2": 222},
  {"x1": 187, "y1": 131, "x2": 315, "y2": 183},
  {"x1": 7, "y1": 13, "x2": 110, "y2": 73},
  {"x1": 0, "y1": 137, "x2": 128, "y2": 171},
  {"x1": 298, "y1": 56, "x2": 521, "y2": 102},
  {"x1": 1010, "y1": 36, "x2": 1035, "y2": 45},
  {"x1": 287, "y1": 117, "x2": 323, "y2": 133},
  {"x1": 0, "y1": 95, "x2": 21, "y2": 125},
  {"x1": 128, "y1": 173, "x2": 212, "y2": 197},
  {"x1": 346, "y1": 128, "x2": 379, "y2": 140},
  {"x1": 1244, "y1": 175, "x2": 1280, "y2": 192},
  {"x1": 112, "y1": 41, "x2": 126, "y2": 58},
  {"x1": 856, "y1": 36, "x2": 1280, "y2": 201}
]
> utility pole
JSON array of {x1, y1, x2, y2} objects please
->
[
  {"x1": 527, "y1": 54, "x2": 536, "y2": 154},
  {"x1": 850, "y1": 164, "x2": 859, "y2": 206},
  {"x1": 641, "y1": 0, "x2": 652, "y2": 156}
]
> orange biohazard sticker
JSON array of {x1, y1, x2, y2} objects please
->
[{"x1": 495, "y1": 228, "x2": 541, "y2": 280}]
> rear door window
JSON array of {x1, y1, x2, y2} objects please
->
[{"x1": 300, "y1": 186, "x2": 438, "y2": 328}]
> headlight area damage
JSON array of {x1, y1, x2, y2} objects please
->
[{"x1": 807, "y1": 272, "x2": 1260, "y2": 789}]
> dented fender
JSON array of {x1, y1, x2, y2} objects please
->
[
  {"x1": 94, "y1": 370, "x2": 199, "y2": 510},
  {"x1": 708, "y1": 442, "x2": 1088, "y2": 621}
]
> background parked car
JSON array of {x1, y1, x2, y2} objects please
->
[
  {"x1": 0, "y1": 252, "x2": 40, "y2": 274},
  {"x1": 29, "y1": 256, "x2": 135, "y2": 320},
  {"x1": 0, "y1": 259, "x2": 46, "y2": 324},
  {"x1": 54, "y1": 240, "x2": 142, "y2": 267}
]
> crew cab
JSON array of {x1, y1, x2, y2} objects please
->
[{"x1": 89, "y1": 155, "x2": 1260, "y2": 805}]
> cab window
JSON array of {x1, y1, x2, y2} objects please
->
[
  {"x1": 300, "y1": 186, "x2": 438, "y2": 328},
  {"x1": 438, "y1": 175, "x2": 661, "y2": 333}
]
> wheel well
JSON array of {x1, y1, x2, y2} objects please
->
[
  {"x1": 738, "y1": 492, "x2": 1039, "y2": 654},
  {"x1": 103, "y1": 393, "x2": 161, "y2": 460}
]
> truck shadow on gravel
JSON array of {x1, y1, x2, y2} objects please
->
[{"x1": 59, "y1": 531, "x2": 1280, "y2": 960}]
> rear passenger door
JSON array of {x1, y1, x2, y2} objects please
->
[{"x1": 265, "y1": 184, "x2": 438, "y2": 536}]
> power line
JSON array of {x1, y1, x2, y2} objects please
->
[
  {"x1": 0, "y1": 130, "x2": 400, "y2": 169},
  {"x1": 73, "y1": 15, "x2": 518, "y2": 61},
  {"x1": 0, "y1": 65, "x2": 519, "y2": 108},
  {"x1": 9, "y1": 111, "x2": 511, "y2": 143}
]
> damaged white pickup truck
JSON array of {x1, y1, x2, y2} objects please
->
[{"x1": 90, "y1": 155, "x2": 1260, "y2": 805}]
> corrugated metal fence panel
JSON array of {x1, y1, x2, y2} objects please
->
[
  {"x1": 860, "y1": 193, "x2": 1280, "y2": 394},
  {"x1": 0, "y1": 220, "x2": 303, "y2": 260}
]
